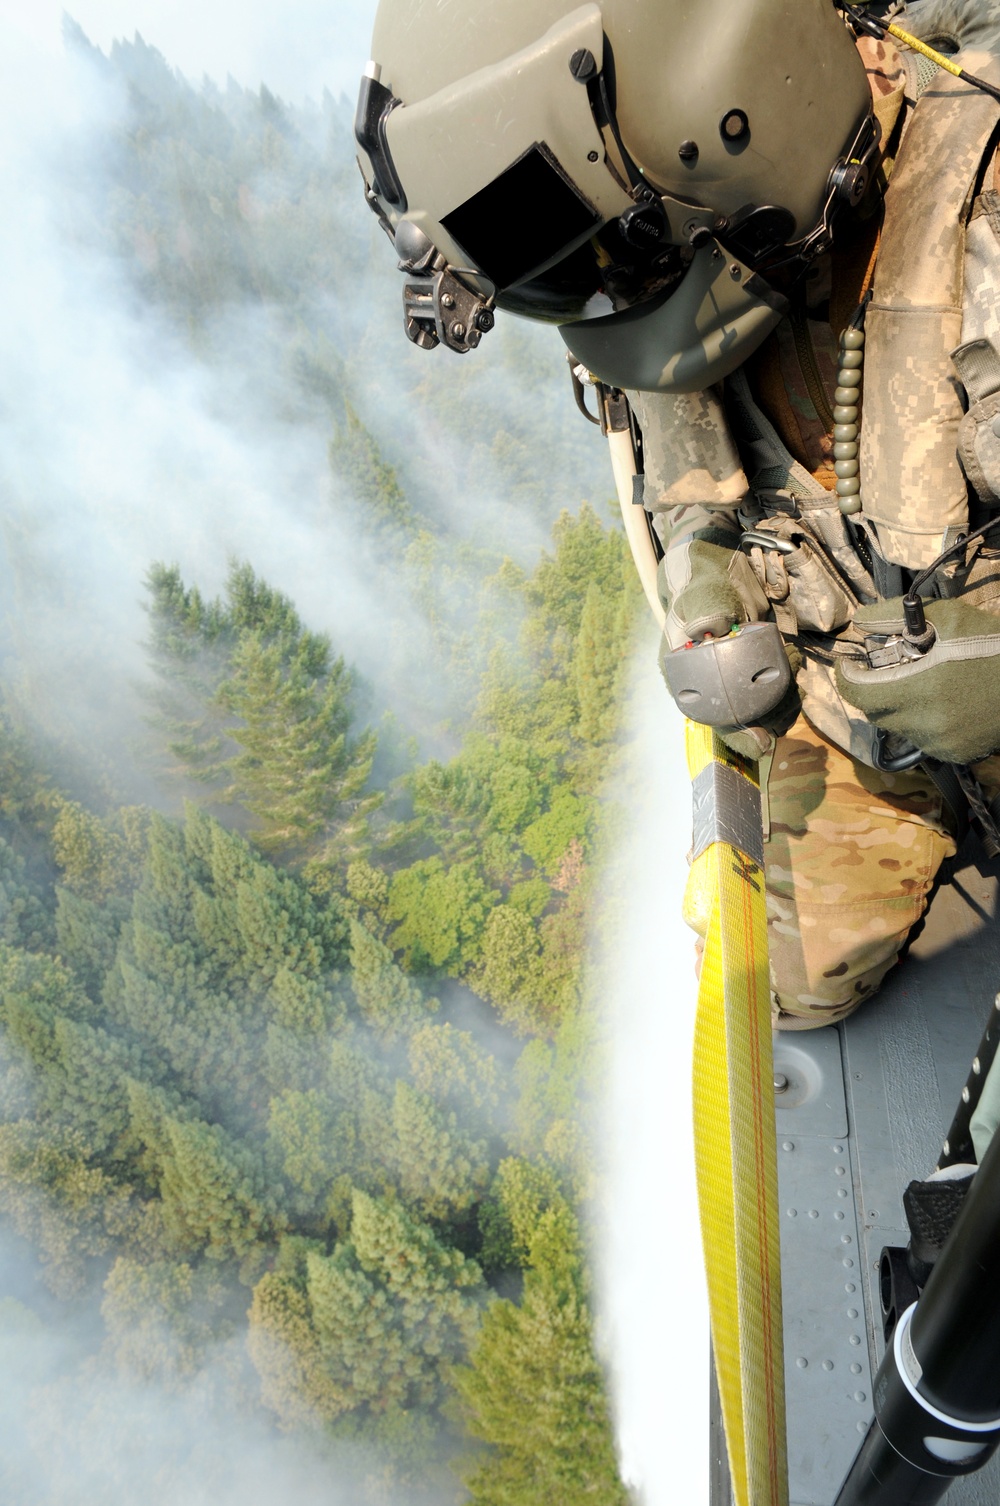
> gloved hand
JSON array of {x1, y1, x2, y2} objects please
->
[
  {"x1": 659, "y1": 536, "x2": 763, "y2": 649},
  {"x1": 658, "y1": 527, "x2": 798, "y2": 760},
  {"x1": 836, "y1": 596, "x2": 1000, "y2": 764},
  {"x1": 658, "y1": 626, "x2": 801, "y2": 759}
]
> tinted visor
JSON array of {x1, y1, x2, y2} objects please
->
[
  {"x1": 496, "y1": 220, "x2": 694, "y2": 326},
  {"x1": 440, "y1": 141, "x2": 694, "y2": 326},
  {"x1": 441, "y1": 143, "x2": 601, "y2": 290}
]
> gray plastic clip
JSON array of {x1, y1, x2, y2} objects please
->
[{"x1": 661, "y1": 621, "x2": 791, "y2": 727}]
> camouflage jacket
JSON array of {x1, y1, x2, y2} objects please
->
[{"x1": 636, "y1": 34, "x2": 1000, "y2": 764}]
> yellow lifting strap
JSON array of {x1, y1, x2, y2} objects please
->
[{"x1": 685, "y1": 723, "x2": 788, "y2": 1506}]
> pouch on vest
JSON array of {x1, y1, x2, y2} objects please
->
[
  {"x1": 860, "y1": 52, "x2": 1000, "y2": 569},
  {"x1": 956, "y1": 192, "x2": 1000, "y2": 506}
]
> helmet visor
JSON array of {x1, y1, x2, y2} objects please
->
[{"x1": 437, "y1": 139, "x2": 695, "y2": 325}]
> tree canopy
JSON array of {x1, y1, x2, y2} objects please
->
[{"x1": 0, "y1": 25, "x2": 646, "y2": 1505}]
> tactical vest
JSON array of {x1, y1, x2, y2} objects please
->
[{"x1": 725, "y1": 48, "x2": 1000, "y2": 767}]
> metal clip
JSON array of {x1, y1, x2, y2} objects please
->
[
  {"x1": 568, "y1": 356, "x2": 601, "y2": 426},
  {"x1": 754, "y1": 488, "x2": 800, "y2": 517},
  {"x1": 740, "y1": 531, "x2": 795, "y2": 555},
  {"x1": 871, "y1": 727, "x2": 924, "y2": 772}
]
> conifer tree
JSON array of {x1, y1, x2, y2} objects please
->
[
  {"x1": 267, "y1": 1087, "x2": 336, "y2": 1216},
  {"x1": 102, "y1": 1256, "x2": 231, "y2": 1381},
  {"x1": 388, "y1": 1080, "x2": 489, "y2": 1221},
  {"x1": 573, "y1": 581, "x2": 629, "y2": 745},
  {"x1": 407, "y1": 1021, "x2": 501, "y2": 1120},
  {"x1": 127, "y1": 1084, "x2": 277, "y2": 1266},
  {"x1": 144, "y1": 563, "x2": 378, "y2": 859},
  {"x1": 328, "y1": 403, "x2": 421, "y2": 546},
  {"x1": 348, "y1": 918, "x2": 432, "y2": 1039},
  {"x1": 0, "y1": 1123, "x2": 131, "y2": 1296},
  {"x1": 143, "y1": 564, "x2": 237, "y2": 790},
  {"x1": 0, "y1": 838, "x2": 51, "y2": 953},
  {"x1": 218, "y1": 627, "x2": 376, "y2": 857},
  {"x1": 249, "y1": 1190, "x2": 484, "y2": 1435},
  {"x1": 54, "y1": 888, "x2": 127, "y2": 1001},
  {"x1": 473, "y1": 906, "x2": 546, "y2": 1036},
  {"x1": 455, "y1": 1201, "x2": 628, "y2": 1506}
]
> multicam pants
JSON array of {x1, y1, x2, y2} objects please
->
[
  {"x1": 764, "y1": 715, "x2": 949, "y2": 1028},
  {"x1": 764, "y1": 715, "x2": 1000, "y2": 1029}
]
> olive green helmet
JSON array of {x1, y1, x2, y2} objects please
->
[{"x1": 356, "y1": 0, "x2": 875, "y2": 392}]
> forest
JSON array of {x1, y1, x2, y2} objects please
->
[{"x1": 0, "y1": 22, "x2": 644, "y2": 1505}]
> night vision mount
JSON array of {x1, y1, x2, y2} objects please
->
[
  {"x1": 394, "y1": 221, "x2": 496, "y2": 354},
  {"x1": 356, "y1": 71, "x2": 496, "y2": 354}
]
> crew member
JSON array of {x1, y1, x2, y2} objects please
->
[{"x1": 355, "y1": 0, "x2": 1000, "y2": 1027}]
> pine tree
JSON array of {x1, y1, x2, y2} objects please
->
[
  {"x1": 407, "y1": 1021, "x2": 500, "y2": 1121},
  {"x1": 218, "y1": 627, "x2": 376, "y2": 857},
  {"x1": 478, "y1": 1157, "x2": 564, "y2": 1270},
  {"x1": 144, "y1": 563, "x2": 378, "y2": 859},
  {"x1": 248, "y1": 1242, "x2": 346, "y2": 1430},
  {"x1": 0, "y1": 1123, "x2": 132, "y2": 1297},
  {"x1": 328, "y1": 403, "x2": 421, "y2": 546},
  {"x1": 455, "y1": 1202, "x2": 628, "y2": 1506},
  {"x1": 101, "y1": 1256, "x2": 231, "y2": 1381},
  {"x1": 267, "y1": 1088, "x2": 336, "y2": 1215},
  {"x1": 473, "y1": 906, "x2": 546, "y2": 1036},
  {"x1": 249, "y1": 1190, "x2": 485, "y2": 1435},
  {"x1": 128, "y1": 1084, "x2": 278, "y2": 1265},
  {"x1": 0, "y1": 837, "x2": 51, "y2": 954},
  {"x1": 349, "y1": 918, "x2": 432, "y2": 1039},
  {"x1": 572, "y1": 581, "x2": 629, "y2": 745},
  {"x1": 54, "y1": 887, "x2": 127, "y2": 1000},
  {"x1": 51, "y1": 801, "x2": 148, "y2": 904},
  {"x1": 143, "y1": 563, "x2": 237, "y2": 790},
  {"x1": 387, "y1": 1080, "x2": 489, "y2": 1221}
]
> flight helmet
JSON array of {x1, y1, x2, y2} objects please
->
[{"x1": 355, "y1": 0, "x2": 876, "y2": 392}]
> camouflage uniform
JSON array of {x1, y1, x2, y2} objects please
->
[{"x1": 645, "y1": 36, "x2": 1000, "y2": 1026}]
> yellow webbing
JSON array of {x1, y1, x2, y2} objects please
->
[{"x1": 686, "y1": 723, "x2": 788, "y2": 1506}]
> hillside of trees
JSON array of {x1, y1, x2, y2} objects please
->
[{"x1": 0, "y1": 23, "x2": 644, "y2": 1505}]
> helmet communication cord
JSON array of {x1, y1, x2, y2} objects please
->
[
  {"x1": 893, "y1": 518, "x2": 1000, "y2": 654},
  {"x1": 840, "y1": 3, "x2": 1000, "y2": 107}
]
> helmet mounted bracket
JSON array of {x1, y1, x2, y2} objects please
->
[
  {"x1": 355, "y1": 63, "x2": 407, "y2": 210},
  {"x1": 400, "y1": 255, "x2": 496, "y2": 353}
]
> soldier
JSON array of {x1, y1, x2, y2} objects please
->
[{"x1": 355, "y1": 0, "x2": 1000, "y2": 1027}]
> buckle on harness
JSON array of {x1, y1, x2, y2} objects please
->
[{"x1": 755, "y1": 488, "x2": 800, "y2": 518}]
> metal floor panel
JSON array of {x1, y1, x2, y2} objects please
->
[
  {"x1": 775, "y1": 1029, "x2": 873, "y2": 1504},
  {"x1": 778, "y1": 841, "x2": 1000, "y2": 1506}
]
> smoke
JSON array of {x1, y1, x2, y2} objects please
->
[
  {"x1": 0, "y1": 1235, "x2": 374, "y2": 1505},
  {"x1": 0, "y1": 14, "x2": 476, "y2": 1503},
  {"x1": 0, "y1": 8, "x2": 706, "y2": 1501},
  {"x1": 0, "y1": 0, "x2": 380, "y2": 106},
  {"x1": 0, "y1": 20, "x2": 380, "y2": 755},
  {"x1": 0, "y1": 8, "x2": 601, "y2": 788},
  {"x1": 596, "y1": 639, "x2": 710, "y2": 1505}
]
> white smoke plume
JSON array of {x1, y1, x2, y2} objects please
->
[
  {"x1": 0, "y1": 3, "x2": 597, "y2": 781},
  {"x1": 0, "y1": 1234, "x2": 374, "y2": 1504},
  {"x1": 597, "y1": 640, "x2": 710, "y2": 1505}
]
